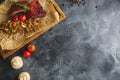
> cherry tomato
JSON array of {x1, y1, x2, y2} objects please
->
[
  {"x1": 18, "y1": 14, "x2": 26, "y2": 22},
  {"x1": 23, "y1": 50, "x2": 31, "y2": 58},
  {"x1": 27, "y1": 44, "x2": 36, "y2": 52},
  {"x1": 12, "y1": 16, "x2": 19, "y2": 22}
]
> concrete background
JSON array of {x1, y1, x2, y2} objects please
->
[{"x1": 1, "y1": 0, "x2": 120, "y2": 80}]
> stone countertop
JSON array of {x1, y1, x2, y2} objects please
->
[{"x1": 0, "y1": 0, "x2": 120, "y2": 80}]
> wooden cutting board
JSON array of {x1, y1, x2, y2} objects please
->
[{"x1": 0, "y1": 0, "x2": 66, "y2": 59}]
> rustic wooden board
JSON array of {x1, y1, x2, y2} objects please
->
[{"x1": 0, "y1": 0, "x2": 66, "y2": 59}]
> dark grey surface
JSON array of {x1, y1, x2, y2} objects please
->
[{"x1": 1, "y1": 0, "x2": 120, "y2": 80}]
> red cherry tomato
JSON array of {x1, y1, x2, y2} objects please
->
[
  {"x1": 19, "y1": 14, "x2": 26, "y2": 22},
  {"x1": 27, "y1": 44, "x2": 36, "y2": 52},
  {"x1": 23, "y1": 50, "x2": 31, "y2": 58},
  {"x1": 12, "y1": 16, "x2": 19, "y2": 22}
]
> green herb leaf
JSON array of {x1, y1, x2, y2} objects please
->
[{"x1": 16, "y1": 3, "x2": 30, "y2": 10}]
